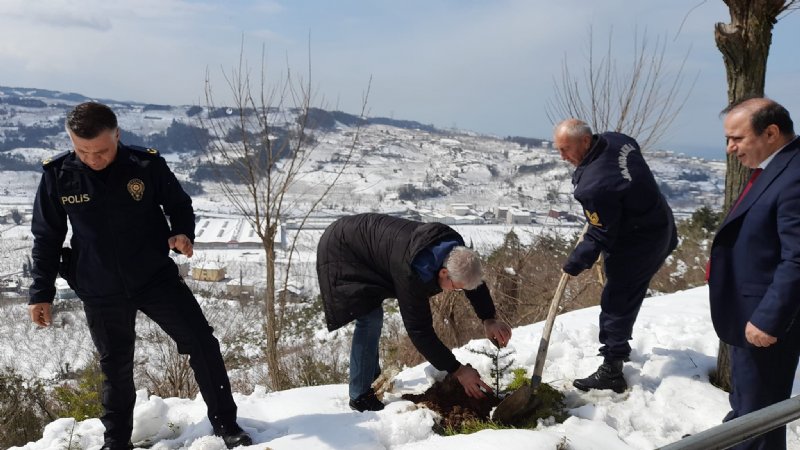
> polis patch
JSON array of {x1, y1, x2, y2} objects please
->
[{"x1": 61, "y1": 194, "x2": 90, "y2": 205}]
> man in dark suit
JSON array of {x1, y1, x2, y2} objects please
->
[{"x1": 708, "y1": 97, "x2": 800, "y2": 450}]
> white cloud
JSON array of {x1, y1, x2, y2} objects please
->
[{"x1": 0, "y1": 0, "x2": 796, "y2": 155}]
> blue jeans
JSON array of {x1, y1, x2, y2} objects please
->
[{"x1": 349, "y1": 305, "x2": 383, "y2": 400}]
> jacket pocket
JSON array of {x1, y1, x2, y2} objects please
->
[{"x1": 740, "y1": 282, "x2": 769, "y2": 297}]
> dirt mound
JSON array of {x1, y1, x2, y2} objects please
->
[
  {"x1": 401, "y1": 373, "x2": 501, "y2": 431},
  {"x1": 401, "y1": 373, "x2": 569, "y2": 432}
]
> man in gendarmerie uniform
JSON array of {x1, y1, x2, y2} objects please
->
[
  {"x1": 317, "y1": 213, "x2": 512, "y2": 411},
  {"x1": 27, "y1": 102, "x2": 251, "y2": 449},
  {"x1": 553, "y1": 119, "x2": 677, "y2": 393}
]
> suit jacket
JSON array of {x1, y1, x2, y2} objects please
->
[{"x1": 708, "y1": 137, "x2": 800, "y2": 347}]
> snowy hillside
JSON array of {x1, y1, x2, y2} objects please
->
[
  {"x1": 0, "y1": 85, "x2": 725, "y2": 222},
  {"x1": 13, "y1": 287, "x2": 800, "y2": 450},
  {"x1": 0, "y1": 86, "x2": 757, "y2": 450}
]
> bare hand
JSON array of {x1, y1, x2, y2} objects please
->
[
  {"x1": 745, "y1": 321, "x2": 777, "y2": 347},
  {"x1": 168, "y1": 234, "x2": 193, "y2": 257},
  {"x1": 453, "y1": 364, "x2": 493, "y2": 399},
  {"x1": 483, "y1": 318, "x2": 512, "y2": 347},
  {"x1": 29, "y1": 303, "x2": 52, "y2": 327}
]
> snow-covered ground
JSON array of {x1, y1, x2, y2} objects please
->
[
  {"x1": 14, "y1": 286, "x2": 800, "y2": 450},
  {"x1": 0, "y1": 89, "x2": 737, "y2": 450}
]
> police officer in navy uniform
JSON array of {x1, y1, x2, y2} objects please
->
[
  {"x1": 553, "y1": 119, "x2": 677, "y2": 393},
  {"x1": 28, "y1": 102, "x2": 252, "y2": 449}
]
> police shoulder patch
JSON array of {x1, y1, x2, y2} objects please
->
[
  {"x1": 585, "y1": 209, "x2": 603, "y2": 227},
  {"x1": 128, "y1": 145, "x2": 160, "y2": 157},
  {"x1": 42, "y1": 150, "x2": 70, "y2": 168}
]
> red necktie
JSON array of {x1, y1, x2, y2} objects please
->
[{"x1": 731, "y1": 168, "x2": 763, "y2": 213}]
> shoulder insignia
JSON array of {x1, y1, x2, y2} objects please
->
[
  {"x1": 585, "y1": 209, "x2": 603, "y2": 227},
  {"x1": 42, "y1": 150, "x2": 70, "y2": 168},
  {"x1": 127, "y1": 145, "x2": 160, "y2": 156}
]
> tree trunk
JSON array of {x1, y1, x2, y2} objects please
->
[
  {"x1": 263, "y1": 238, "x2": 285, "y2": 391},
  {"x1": 712, "y1": 0, "x2": 786, "y2": 392}
]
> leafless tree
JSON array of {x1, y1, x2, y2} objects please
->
[
  {"x1": 711, "y1": 0, "x2": 798, "y2": 392},
  {"x1": 546, "y1": 27, "x2": 695, "y2": 152},
  {"x1": 200, "y1": 43, "x2": 369, "y2": 390}
]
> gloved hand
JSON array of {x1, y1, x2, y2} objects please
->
[{"x1": 562, "y1": 261, "x2": 585, "y2": 277}]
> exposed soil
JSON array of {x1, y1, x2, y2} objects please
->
[
  {"x1": 401, "y1": 372, "x2": 501, "y2": 431},
  {"x1": 401, "y1": 372, "x2": 569, "y2": 432}
]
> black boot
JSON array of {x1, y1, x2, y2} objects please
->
[
  {"x1": 99, "y1": 443, "x2": 133, "y2": 450},
  {"x1": 573, "y1": 359, "x2": 627, "y2": 393},
  {"x1": 214, "y1": 424, "x2": 253, "y2": 448},
  {"x1": 349, "y1": 389, "x2": 385, "y2": 412}
]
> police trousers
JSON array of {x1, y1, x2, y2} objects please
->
[
  {"x1": 82, "y1": 277, "x2": 239, "y2": 445},
  {"x1": 599, "y1": 228, "x2": 677, "y2": 361}
]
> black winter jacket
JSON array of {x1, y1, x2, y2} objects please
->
[
  {"x1": 30, "y1": 144, "x2": 194, "y2": 303},
  {"x1": 316, "y1": 213, "x2": 496, "y2": 373},
  {"x1": 564, "y1": 132, "x2": 677, "y2": 279}
]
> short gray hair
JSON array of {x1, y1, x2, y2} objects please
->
[
  {"x1": 554, "y1": 119, "x2": 593, "y2": 139},
  {"x1": 444, "y1": 246, "x2": 484, "y2": 290}
]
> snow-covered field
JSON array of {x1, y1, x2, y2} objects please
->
[
  {"x1": 13, "y1": 287, "x2": 800, "y2": 450},
  {"x1": 0, "y1": 89, "x2": 738, "y2": 450}
]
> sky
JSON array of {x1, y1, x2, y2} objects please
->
[
  {"x1": 14, "y1": 286, "x2": 800, "y2": 449},
  {"x1": 1, "y1": 1, "x2": 799, "y2": 160}
]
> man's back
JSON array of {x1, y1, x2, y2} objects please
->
[
  {"x1": 573, "y1": 132, "x2": 674, "y2": 254},
  {"x1": 316, "y1": 213, "x2": 462, "y2": 330}
]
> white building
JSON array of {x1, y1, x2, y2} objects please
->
[
  {"x1": 507, "y1": 208, "x2": 533, "y2": 224},
  {"x1": 194, "y1": 217, "x2": 285, "y2": 249},
  {"x1": 192, "y1": 262, "x2": 226, "y2": 282}
]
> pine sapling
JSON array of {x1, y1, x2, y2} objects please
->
[{"x1": 466, "y1": 341, "x2": 515, "y2": 393}]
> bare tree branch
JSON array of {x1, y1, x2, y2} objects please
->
[
  {"x1": 199, "y1": 39, "x2": 368, "y2": 390},
  {"x1": 545, "y1": 28, "x2": 696, "y2": 152}
]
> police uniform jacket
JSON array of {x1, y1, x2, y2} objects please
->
[
  {"x1": 29, "y1": 143, "x2": 195, "y2": 304},
  {"x1": 316, "y1": 213, "x2": 496, "y2": 373},
  {"x1": 564, "y1": 132, "x2": 676, "y2": 279},
  {"x1": 708, "y1": 138, "x2": 800, "y2": 347}
]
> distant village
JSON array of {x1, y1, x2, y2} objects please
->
[{"x1": 0, "y1": 203, "x2": 576, "y2": 304}]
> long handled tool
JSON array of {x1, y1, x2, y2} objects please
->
[
  {"x1": 491, "y1": 224, "x2": 588, "y2": 424},
  {"x1": 491, "y1": 271, "x2": 570, "y2": 424}
]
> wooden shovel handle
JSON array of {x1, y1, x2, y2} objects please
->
[
  {"x1": 529, "y1": 223, "x2": 590, "y2": 388},
  {"x1": 530, "y1": 271, "x2": 570, "y2": 388}
]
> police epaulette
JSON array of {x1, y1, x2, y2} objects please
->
[
  {"x1": 42, "y1": 151, "x2": 70, "y2": 167},
  {"x1": 128, "y1": 145, "x2": 160, "y2": 156}
]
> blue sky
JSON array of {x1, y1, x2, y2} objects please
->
[{"x1": 1, "y1": 0, "x2": 798, "y2": 159}]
